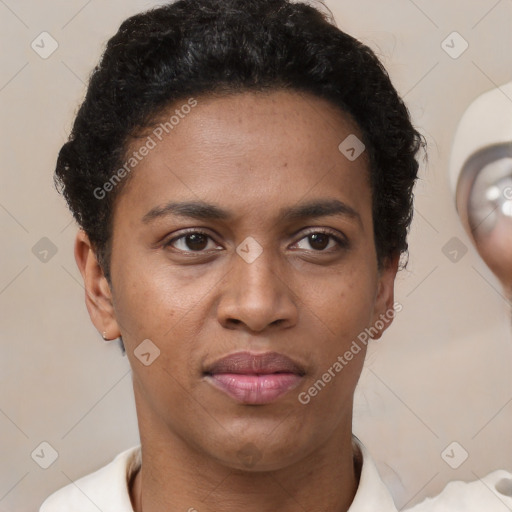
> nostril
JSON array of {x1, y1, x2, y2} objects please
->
[{"x1": 495, "y1": 477, "x2": 512, "y2": 497}]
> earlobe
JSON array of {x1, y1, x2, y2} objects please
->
[
  {"x1": 74, "y1": 230, "x2": 120, "y2": 340},
  {"x1": 371, "y1": 254, "x2": 400, "y2": 341}
]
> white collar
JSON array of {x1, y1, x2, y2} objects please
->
[
  {"x1": 407, "y1": 469, "x2": 512, "y2": 511},
  {"x1": 40, "y1": 436, "x2": 397, "y2": 512},
  {"x1": 350, "y1": 435, "x2": 399, "y2": 511}
]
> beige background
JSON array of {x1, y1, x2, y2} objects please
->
[{"x1": 1, "y1": 1, "x2": 512, "y2": 510}]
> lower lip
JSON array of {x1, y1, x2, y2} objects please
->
[{"x1": 207, "y1": 373, "x2": 303, "y2": 404}]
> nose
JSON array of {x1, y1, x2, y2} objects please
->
[{"x1": 216, "y1": 246, "x2": 298, "y2": 333}]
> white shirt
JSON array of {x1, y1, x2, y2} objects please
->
[
  {"x1": 40, "y1": 436, "x2": 399, "y2": 512},
  {"x1": 407, "y1": 470, "x2": 512, "y2": 511}
]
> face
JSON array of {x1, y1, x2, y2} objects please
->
[{"x1": 78, "y1": 90, "x2": 398, "y2": 471}]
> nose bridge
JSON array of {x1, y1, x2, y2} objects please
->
[
  {"x1": 217, "y1": 242, "x2": 297, "y2": 331},
  {"x1": 237, "y1": 243, "x2": 279, "y2": 295}
]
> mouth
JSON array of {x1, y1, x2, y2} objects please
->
[{"x1": 203, "y1": 351, "x2": 306, "y2": 405}]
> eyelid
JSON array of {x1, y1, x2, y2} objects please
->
[
  {"x1": 290, "y1": 227, "x2": 349, "y2": 250},
  {"x1": 163, "y1": 226, "x2": 349, "y2": 253},
  {"x1": 162, "y1": 228, "x2": 222, "y2": 251}
]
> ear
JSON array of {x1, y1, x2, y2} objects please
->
[
  {"x1": 74, "y1": 230, "x2": 120, "y2": 340},
  {"x1": 371, "y1": 253, "x2": 400, "y2": 341}
]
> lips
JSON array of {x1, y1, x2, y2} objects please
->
[{"x1": 204, "y1": 351, "x2": 305, "y2": 404}]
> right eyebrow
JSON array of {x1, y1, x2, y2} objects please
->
[{"x1": 142, "y1": 201, "x2": 231, "y2": 223}]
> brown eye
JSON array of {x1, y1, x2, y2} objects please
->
[
  {"x1": 308, "y1": 233, "x2": 330, "y2": 250},
  {"x1": 183, "y1": 233, "x2": 209, "y2": 251},
  {"x1": 294, "y1": 230, "x2": 348, "y2": 252},
  {"x1": 164, "y1": 231, "x2": 221, "y2": 253}
]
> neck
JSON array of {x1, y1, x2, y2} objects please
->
[
  {"x1": 130, "y1": 393, "x2": 359, "y2": 512},
  {"x1": 131, "y1": 437, "x2": 358, "y2": 512}
]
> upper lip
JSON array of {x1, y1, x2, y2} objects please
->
[{"x1": 204, "y1": 351, "x2": 306, "y2": 376}]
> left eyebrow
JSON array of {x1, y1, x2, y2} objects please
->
[
  {"x1": 142, "y1": 198, "x2": 362, "y2": 227},
  {"x1": 278, "y1": 199, "x2": 362, "y2": 226}
]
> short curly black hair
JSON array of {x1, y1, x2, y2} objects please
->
[{"x1": 55, "y1": 0, "x2": 424, "y2": 282}]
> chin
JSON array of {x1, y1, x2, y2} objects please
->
[{"x1": 203, "y1": 426, "x2": 309, "y2": 472}]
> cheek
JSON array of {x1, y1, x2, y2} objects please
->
[
  {"x1": 298, "y1": 261, "x2": 377, "y2": 337},
  {"x1": 111, "y1": 252, "x2": 203, "y2": 336},
  {"x1": 294, "y1": 260, "x2": 377, "y2": 405},
  {"x1": 110, "y1": 254, "x2": 219, "y2": 389},
  {"x1": 112, "y1": 266, "x2": 205, "y2": 415},
  {"x1": 297, "y1": 275, "x2": 372, "y2": 414}
]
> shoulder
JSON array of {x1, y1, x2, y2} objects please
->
[
  {"x1": 39, "y1": 446, "x2": 141, "y2": 512},
  {"x1": 406, "y1": 470, "x2": 512, "y2": 512}
]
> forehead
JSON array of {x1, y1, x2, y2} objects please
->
[{"x1": 116, "y1": 90, "x2": 371, "y2": 223}]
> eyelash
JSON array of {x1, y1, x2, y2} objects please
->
[{"x1": 162, "y1": 228, "x2": 349, "y2": 254}]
